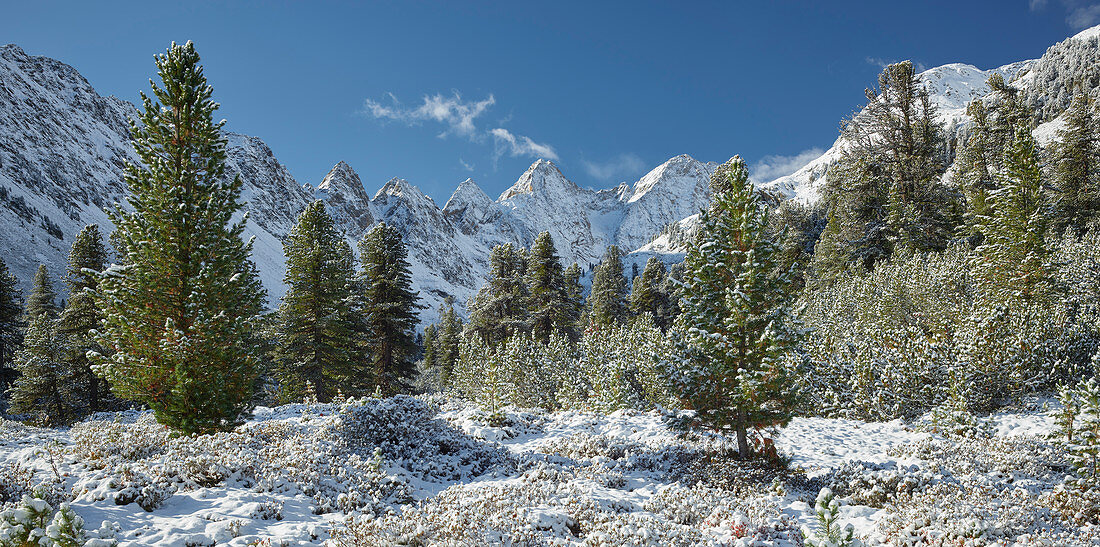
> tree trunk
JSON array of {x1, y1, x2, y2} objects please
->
[{"x1": 736, "y1": 424, "x2": 750, "y2": 459}]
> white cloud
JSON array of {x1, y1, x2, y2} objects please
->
[
  {"x1": 750, "y1": 148, "x2": 825, "y2": 183},
  {"x1": 362, "y1": 91, "x2": 557, "y2": 166},
  {"x1": 582, "y1": 153, "x2": 647, "y2": 181},
  {"x1": 459, "y1": 158, "x2": 475, "y2": 172},
  {"x1": 362, "y1": 92, "x2": 495, "y2": 138},
  {"x1": 490, "y1": 128, "x2": 559, "y2": 161},
  {"x1": 1030, "y1": 0, "x2": 1100, "y2": 30},
  {"x1": 1068, "y1": 3, "x2": 1100, "y2": 28}
]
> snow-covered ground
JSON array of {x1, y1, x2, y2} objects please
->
[{"x1": 0, "y1": 396, "x2": 1095, "y2": 546}]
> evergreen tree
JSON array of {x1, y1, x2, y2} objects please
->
[
  {"x1": 94, "y1": 42, "x2": 266, "y2": 435},
  {"x1": 7, "y1": 314, "x2": 74, "y2": 425},
  {"x1": 812, "y1": 61, "x2": 953, "y2": 284},
  {"x1": 587, "y1": 245, "x2": 630, "y2": 328},
  {"x1": 25, "y1": 265, "x2": 58, "y2": 321},
  {"x1": 467, "y1": 243, "x2": 529, "y2": 344},
  {"x1": 359, "y1": 222, "x2": 421, "y2": 395},
  {"x1": 435, "y1": 299, "x2": 463, "y2": 387},
  {"x1": 420, "y1": 323, "x2": 438, "y2": 377},
  {"x1": 768, "y1": 200, "x2": 826, "y2": 294},
  {"x1": 954, "y1": 75, "x2": 1032, "y2": 247},
  {"x1": 561, "y1": 263, "x2": 585, "y2": 343},
  {"x1": 662, "y1": 261, "x2": 685, "y2": 324},
  {"x1": 0, "y1": 257, "x2": 22, "y2": 394},
  {"x1": 672, "y1": 157, "x2": 802, "y2": 459},
  {"x1": 527, "y1": 231, "x2": 573, "y2": 343},
  {"x1": 954, "y1": 100, "x2": 998, "y2": 245},
  {"x1": 1052, "y1": 85, "x2": 1100, "y2": 235},
  {"x1": 57, "y1": 225, "x2": 110, "y2": 414},
  {"x1": 274, "y1": 201, "x2": 361, "y2": 403},
  {"x1": 970, "y1": 126, "x2": 1055, "y2": 305},
  {"x1": 628, "y1": 257, "x2": 672, "y2": 330}
]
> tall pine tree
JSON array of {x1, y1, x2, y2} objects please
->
[
  {"x1": 57, "y1": 225, "x2": 110, "y2": 414},
  {"x1": 274, "y1": 201, "x2": 361, "y2": 402},
  {"x1": 467, "y1": 243, "x2": 529, "y2": 344},
  {"x1": 812, "y1": 61, "x2": 953, "y2": 284},
  {"x1": 94, "y1": 42, "x2": 266, "y2": 435},
  {"x1": 628, "y1": 257, "x2": 672, "y2": 331},
  {"x1": 0, "y1": 257, "x2": 22, "y2": 395},
  {"x1": 561, "y1": 263, "x2": 585, "y2": 343},
  {"x1": 587, "y1": 245, "x2": 629, "y2": 328},
  {"x1": 526, "y1": 231, "x2": 572, "y2": 343},
  {"x1": 359, "y1": 222, "x2": 421, "y2": 395},
  {"x1": 435, "y1": 299, "x2": 463, "y2": 387},
  {"x1": 7, "y1": 313, "x2": 74, "y2": 425},
  {"x1": 25, "y1": 265, "x2": 58, "y2": 321},
  {"x1": 971, "y1": 125, "x2": 1055, "y2": 306},
  {"x1": 672, "y1": 157, "x2": 802, "y2": 459},
  {"x1": 1052, "y1": 84, "x2": 1100, "y2": 235}
]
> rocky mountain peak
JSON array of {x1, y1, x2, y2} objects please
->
[
  {"x1": 314, "y1": 161, "x2": 374, "y2": 239},
  {"x1": 627, "y1": 154, "x2": 711, "y2": 203},
  {"x1": 317, "y1": 161, "x2": 369, "y2": 202},
  {"x1": 499, "y1": 159, "x2": 583, "y2": 201}
]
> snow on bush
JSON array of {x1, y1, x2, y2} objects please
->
[
  {"x1": 0, "y1": 488, "x2": 118, "y2": 547},
  {"x1": 63, "y1": 397, "x2": 510, "y2": 516},
  {"x1": 868, "y1": 433, "x2": 1093, "y2": 544}
]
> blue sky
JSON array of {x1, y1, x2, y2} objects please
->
[{"x1": 1, "y1": 1, "x2": 1093, "y2": 204}]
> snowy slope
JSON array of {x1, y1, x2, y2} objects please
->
[{"x1": 761, "y1": 60, "x2": 1038, "y2": 203}]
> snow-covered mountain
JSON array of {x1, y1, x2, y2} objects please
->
[
  {"x1": 761, "y1": 60, "x2": 1038, "y2": 202},
  {"x1": 5, "y1": 23, "x2": 1100, "y2": 324},
  {"x1": 0, "y1": 43, "x2": 716, "y2": 324},
  {"x1": 762, "y1": 25, "x2": 1100, "y2": 203}
]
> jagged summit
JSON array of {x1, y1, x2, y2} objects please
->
[
  {"x1": 317, "y1": 161, "x2": 363, "y2": 194},
  {"x1": 499, "y1": 159, "x2": 584, "y2": 201},
  {"x1": 375, "y1": 177, "x2": 434, "y2": 204},
  {"x1": 4, "y1": 24, "x2": 1095, "y2": 324},
  {"x1": 444, "y1": 178, "x2": 492, "y2": 213},
  {"x1": 627, "y1": 154, "x2": 710, "y2": 203}
]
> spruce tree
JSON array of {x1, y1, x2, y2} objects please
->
[
  {"x1": 971, "y1": 126, "x2": 1055, "y2": 306},
  {"x1": 628, "y1": 257, "x2": 672, "y2": 330},
  {"x1": 436, "y1": 300, "x2": 463, "y2": 387},
  {"x1": 0, "y1": 258, "x2": 22, "y2": 394},
  {"x1": 954, "y1": 100, "x2": 998, "y2": 245},
  {"x1": 420, "y1": 323, "x2": 438, "y2": 380},
  {"x1": 274, "y1": 201, "x2": 361, "y2": 402},
  {"x1": 467, "y1": 243, "x2": 529, "y2": 344},
  {"x1": 359, "y1": 222, "x2": 421, "y2": 395},
  {"x1": 812, "y1": 61, "x2": 954, "y2": 284},
  {"x1": 561, "y1": 263, "x2": 585, "y2": 342},
  {"x1": 8, "y1": 314, "x2": 74, "y2": 425},
  {"x1": 527, "y1": 231, "x2": 572, "y2": 343},
  {"x1": 94, "y1": 41, "x2": 265, "y2": 435},
  {"x1": 57, "y1": 225, "x2": 110, "y2": 414},
  {"x1": 672, "y1": 157, "x2": 802, "y2": 459},
  {"x1": 588, "y1": 245, "x2": 629, "y2": 328},
  {"x1": 25, "y1": 265, "x2": 58, "y2": 321},
  {"x1": 1052, "y1": 85, "x2": 1100, "y2": 235}
]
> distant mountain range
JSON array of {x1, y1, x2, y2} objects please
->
[{"x1": 2, "y1": 25, "x2": 1098, "y2": 323}]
